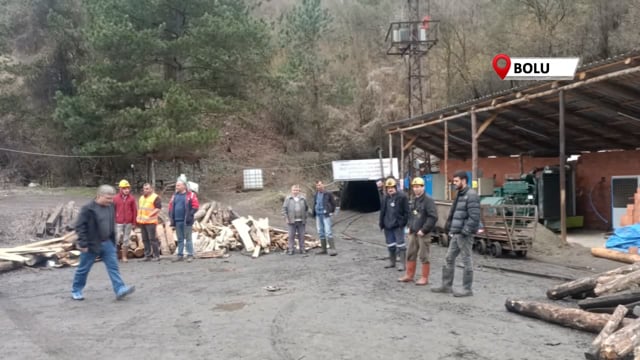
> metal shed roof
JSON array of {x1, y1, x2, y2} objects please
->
[{"x1": 385, "y1": 50, "x2": 640, "y2": 159}]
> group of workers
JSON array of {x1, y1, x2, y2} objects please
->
[
  {"x1": 70, "y1": 178, "x2": 200, "y2": 301},
  {"x1": 378, "y1": 170, "x2": 481, "y2": 297}
]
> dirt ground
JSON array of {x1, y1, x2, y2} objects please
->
[{"x1": 0, "y1": 188, "x2": 624, "y2": 359}]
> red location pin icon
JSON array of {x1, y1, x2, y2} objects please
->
[{"x1": 492, "y1": 54, "x2": 511, "y2": 80}]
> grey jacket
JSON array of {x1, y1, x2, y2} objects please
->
[
  {"x1": 282, "y1": 195, "x2": 309, "y2": 224},
  {"x1": 445, "y1": 186, "x2": 481, "y2": 235}
]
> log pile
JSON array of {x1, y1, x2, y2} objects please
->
[
  {"x1": 0, "y1": 231, "x2": 80, "y2": 268},
  {"x1": 191, "y1": 201, "x2": 319, "y2": 258},
  {"x1": 33, "y1": 201, "x2": 79, "y2": 237},
  {"x1": 506, "y1": 262, "x2": 640, "y2": 359}
]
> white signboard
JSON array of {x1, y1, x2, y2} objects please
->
[{"x1": 332, "y1": 158, "x2": 399, "y2": 181}]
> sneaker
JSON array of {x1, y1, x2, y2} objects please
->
[
  {"x1": 186, "y1": 256, "x2": 194, "y2": 263},
  {"x1": 71, "y1": 291, "x2": 84, "y2": 301},
  {"x1": 172, "y1": 256, "x2": 184, "y2": 262},
  {"x1": 116, "y1": 285, "x2": 136, "y2": 300}
]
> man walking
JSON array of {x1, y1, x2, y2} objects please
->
[
  {"x1": 113, "y1": 179, "x2": 137, "y2": 263},
  {"x1": 169, "y1": 179, "x2": 200, "y2": 262},
  {"x1": 282, "y1": 184, "x2": 309, "y2": 255},
  {"x1": 313, "y1": 180, "x2": 337, "y2": 256},
  {"x1": 431, "y1": 170, "x2": 481, "y2": 297},
  {"x1": 137, "y1": 183, "x2": 162, "y2": 261},
  {"x1": 379, "y1": 178, "x2": 409, "y2": 270},
  {"x1": 71, "y1": 185, "x2": 135, "y2": 301},
  {"x1": 398, "y1": 177, "x2": 438, "y2": 285}
]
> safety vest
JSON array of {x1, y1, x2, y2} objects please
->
[{"x1": 137, "y1": 193, "x2": 159, "y2": 224}]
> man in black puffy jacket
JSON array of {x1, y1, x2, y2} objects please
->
[
  {"x1": 379, "y1": 178, "x2": 410, "y2": 270},
  {"x1": 432, "y1": 170, "x2": 481, "y2": 297}
]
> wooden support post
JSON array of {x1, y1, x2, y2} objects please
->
[
  {"x1": 559, "y1": 90, "x2": 567, "y2": 244},
  {"x1": 471, "y1": 110, "x2": 478, "y2": 189},
  {"x1": 388, "y1": 133, "x2": 393, "y2": 178},
  {"x1": 444, "y1": 118, "x2": 449, "y2": 200},
  {"x1": 400, "y1": 132, "x2": 405, "y2": 190}
]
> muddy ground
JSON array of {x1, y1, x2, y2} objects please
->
[{"x1": 0, "y1": 188, "x2": 623, "y2": 359}]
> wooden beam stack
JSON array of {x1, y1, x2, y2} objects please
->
[
  {"x1": 0, "y1": 231, "x2": 80, "y2": 268},
  {"x1": 506, "y1": 262, "x2": 640, "y2": 359}
]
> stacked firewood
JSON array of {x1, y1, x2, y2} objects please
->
[
  {"x1": 506, "y1": 262, "x2": 640, "y2": 359},
  {"x1": 191, "y1": 201, "x2": 319, "y2": 258},
  {"x1": 0, "y1": 231, "x2": 80, "y2": 267},
  {"x1": 33, "y1": 201, "x2": 78, "y2": 238}
]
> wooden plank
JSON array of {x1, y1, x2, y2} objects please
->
[
  {"x1": 46, "y1": 205, "x2": 64, "y2": 227},
  {"x1": 231, "y1": 217, "x2": 255, "y2": 252},
  {"x1": 0, "y1": 251, "x2": 28, "y2": 263}
]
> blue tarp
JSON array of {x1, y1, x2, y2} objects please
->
[{"x1": 606, "y1": 224, "x2": 640, "y2": 252}]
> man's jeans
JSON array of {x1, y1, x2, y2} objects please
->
[
  {"x1": 71, "y1": 241, "x2": 126, "y2": 295},
  {"x1": 316, "y1": 215, "x2": 332, "y2": 239},
  {"x1": 175, "y1": 222, "x2": 194, "y2": 257}
]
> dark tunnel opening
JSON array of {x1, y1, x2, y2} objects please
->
[{"x1": 339, "y1": 181, "x2": 381, "y2": 213}]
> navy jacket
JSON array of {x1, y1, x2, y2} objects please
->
[{"x1": 168, "y1": 191, "x2": 200, "y2": 226}]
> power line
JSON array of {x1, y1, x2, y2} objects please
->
[{"x1": 0, "y1": 147, "x2": 122, "y2": 158}]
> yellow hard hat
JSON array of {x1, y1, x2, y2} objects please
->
[
  {"x1": 385, "y1": 178, "x2": 397, "y2": 187},
  {"x1": 411, "y1": 177, "x2": 425, "y2": 186},
  {"x1": 118, "y1": 179, "x2": 131, "y2": 188}
]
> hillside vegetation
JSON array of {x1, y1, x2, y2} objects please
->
[{"x1": 0, "y1": 0, "x2": 639, "y2": 186}]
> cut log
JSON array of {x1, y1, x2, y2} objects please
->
[
  {"x1": 165, "y1": 224, "x2": 176, "y2": 254},
  {"x1": 133, "y1": 248, "x2": 145, "y2": 258},
  {"x1": 203, "y1": 202, "x2": 216, "y2": 224},
  {"x1": 600, "y1": 318, "x2": 640, "y2": 360},
  {"x1": 156, "y1": 224, "x2": 170, "y2": 255},
  {"x1": 547, "y1": 263, "x2": 640, "y2": 300},
  {"x1": 46, "y1": 204, "x2": 64, "y2": 228},
  {"x1": 252, "y1": 245, "x2": 261, "y2": 258},
  {"x1": 592, "y1": 248, "x2": 640, "y2": 264},
  {"x1": 579, "y1": 291, "x2": 640, "y2": 310},
  {"x1": 194, "y1": 202, "x2": 211, "y2": 221},
  {"x1": 23, "y1": 254, "x2": 47, "y2": 267},
  {"x1": 595, "y1": 270, "x2": 640, "y2": 296},
  {"x1": 231, "y1": 217, "x2": 255, "y2": 252},
  {"x1": 586, "y1": 305, "x2": 630, "y2": 359},
  {"x1": 505, "y1": 298, "x2": 632, "y2": 334}
]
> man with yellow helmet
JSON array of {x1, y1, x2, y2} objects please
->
[
  {"x1": 113, "y1": 179, "x2": 137, "y2": 262},
  {"x1": 398, "y1": 176, "x2": 438, "y2": 285},
  {"x1": 379, "y1": 177, "x2": 410, "y2": 270}
]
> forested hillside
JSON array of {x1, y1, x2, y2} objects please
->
[{"x1": 1, "y1": 0, "x2": 639, "y2": 186}]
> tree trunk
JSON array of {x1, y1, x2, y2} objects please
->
[
  {"x1": 595, "y1": 270, "x2": 640, "y2": 296},
  {"x1": 600, "y1": 318, "x2": 640, "y2": 360},
  {"x1": 505, "y1": 298, "x2": 632, "y2": 334},
  {"x1": 547, "y1": 263, "x2": 640, "y2": 300},
  {"x1": 585, "y1": 305, "x2": 629, "y2": 359},
  {"x1": 150, "y1": 157, "x2": 156, "y2": 190}
]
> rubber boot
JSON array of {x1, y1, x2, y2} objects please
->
[
  {"x1": 121, "y1": 247, "x2": 128, "y2": 263},
  {"x1": 384, "y1": 248, "x2": 396, "y2": 268},
  {"x1": 453, "y1": 270, "x2": 474, "y2": 297},
  {"x1": 415, "y1": 263, "x2": 430, "y2": 286},
  {"x1": 398, "y1": 261, "x2": 416, "y2": 282},
  {"x1": 328, "y1": 237, "x2": 337, "y2": 256},
  {"x1": 397, "y1": 249, "x2": 406, "y2": 272},
  {"x1": 431, "y1": 265, "x2": 454, "y2": 293},
  {"x1": 318, "y1": 238, "x2": 328, "y2": 255}
]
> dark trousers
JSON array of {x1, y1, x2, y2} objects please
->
[
  {"x1": 288, "y1": 222, "x2": 306, "y2": 251},
  {"x1": 141, "y1": 224, "x2": 160, "y2": 258}
]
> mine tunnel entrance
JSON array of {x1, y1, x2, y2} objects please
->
[{"x1": 339, "y1": 181, "x2": 381, "y2": 213}]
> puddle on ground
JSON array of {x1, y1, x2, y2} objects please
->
[{"x1": 212, "y1": 302, "x2": 246, "y2": 312}]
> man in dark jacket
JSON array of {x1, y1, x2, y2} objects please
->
[
  {"x1": 71, "y1": 185, "x2": 135, "y2": 301},
  {"x1": 113, "y1": 179, "x2": 137, "y2": 263},
  {"x1": 379, "y1": 178, "x2": 410, "y2": 270},
  {"x1": 432, "y1": 170, "x2": 481, "y2": 297},
  {"x1": 399, "y1": 177, "x2": 438, "y2": 285},
  {"x1": 169, "y1": 179, "x2": 200, "y2": 262},
  {"x1": 312, "y1": 180, "x2": 338, "y2": 256}
]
